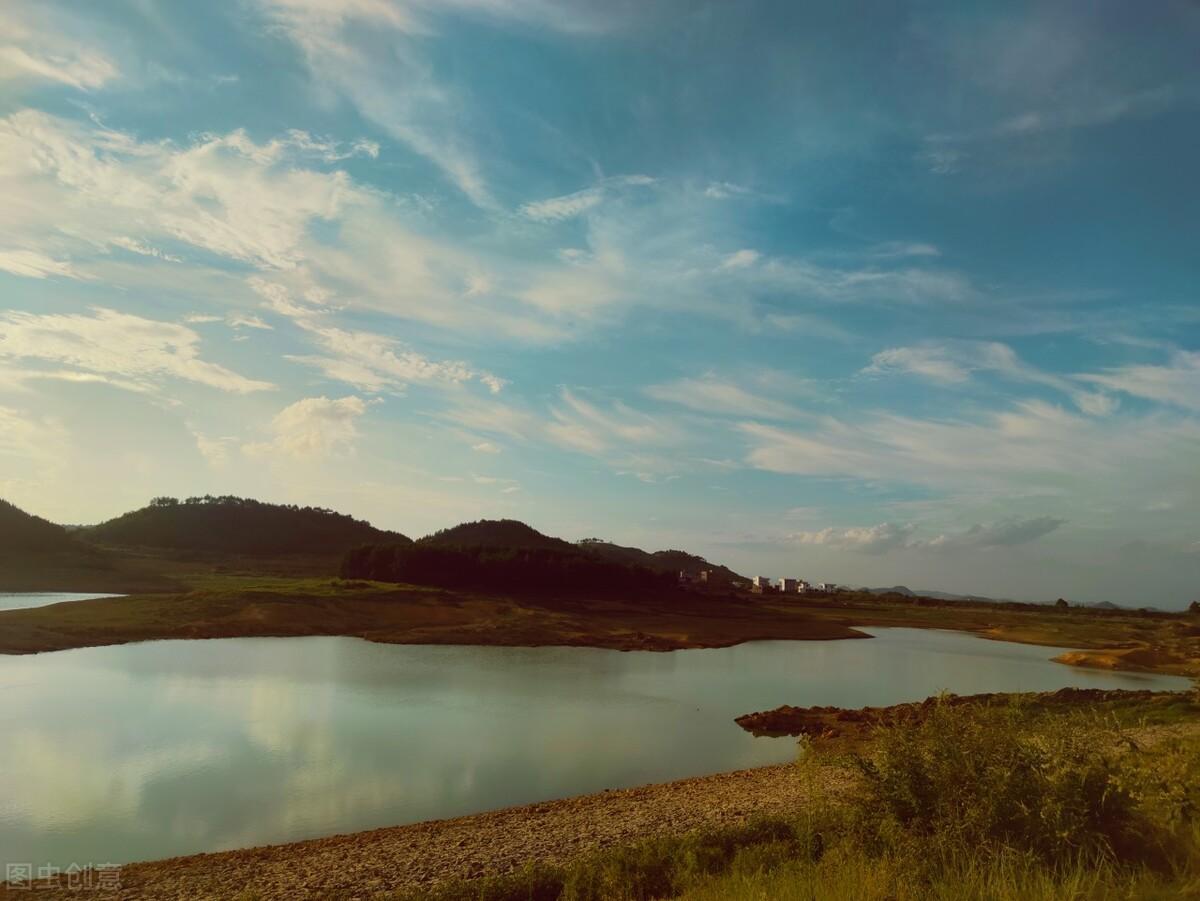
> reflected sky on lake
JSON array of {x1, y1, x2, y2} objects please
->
[{"x1": 0, "y1": 629, "x2": 1188, "y2": 869}]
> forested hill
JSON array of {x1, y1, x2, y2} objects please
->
[
  {"x1": 420, "y1": 522, "x2": 745, "y2": 584},
  {"x1": 0, "y1": 499, "x2": 79, "y2": 554},
  {"x1": 342, "y1": 519, "x2": 747, "y2": 593},
  {"x1": 86, "y1": 496, "x2": 409, "y2": 555},
  {"x1": 419, "y1": 519, "x2": 573, "y2": 550},
  {"x1": 576, "y1": 539, "x2": 744, "y2": 585}
]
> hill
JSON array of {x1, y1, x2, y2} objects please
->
[
  {"x1": 577, "y1": 539, "x2": 744, "y2": 585},
  {"x1": 87, "y1": 495, "x2": 408, "y2": 556},
  {"x1": 419, "y1": 522, "x2": 746, "y2": 585},
  {"x1": 0, "y1": 499, "x2": 77, "y2": 553},
  {"x1": 0, "y1": 498, "x2": 180, "y2": 593},
  {"x1": 419, "y1": 519, "x2": 573, "y2": 551}
]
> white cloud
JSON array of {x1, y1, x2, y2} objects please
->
[
  {"x1": 192, "y1": 431, "x2": 236, "y2": 467},
  {"x1": 228, "y1": 313, "x2": 273, "y2": 331},
  {"x1": 741, "y1": 399, "x2": 1200, "y2": 490},
  {"x1": 718, "y1": 249, "x2": 760, "y2": 271},
  {"x1": 547, "y1": 388, "x2": 681, "y2": 455},
  {"x1": 520, "y1": 188, "x2": 604, "y2": 222},
  {"x1": 0, "y1": 249, "x2": 80, "y2": 280},
  {"x1": 243, "y1": 395, "x2": 366, "y2": 459},
  {"x1": 927, "y1": 516, "x2": 1066, "y2": 550},
  {"x1": 0, "y1": 110, "x2": 373, "y2": 273},
  {"x1": 792, "y1": 516, "x2": 1067, "y2": 555},
  {"x1": 992, "y1": 85, "x2": 1182, "y2": 138},
  {"x1": 1078, "y1": 351, "x2": 1200, "y2": 412},
  {"x1": 793, "y1": 522, "x2": 916, "y2": 555},
  {"x1": 869, "y1": 242, "x2": 941, "y2": 259},
  {"x1": 257, "y1": 0, "x2": 495, "y2": 208},
  {"x1": 0, "y1": 308, "x2": 274, "y2": 394},
  {"x1": 864, "y1": 346, "x2": 970, "y2": 384},
  {"x1": 863, "y1": 341, "x2": 1117, "y2": 415},
  {"x1": 471, "y1": 441, "x2": 501, "y2": 454},
  {"x1": 251, "y1": 278, "x2": 504, "y2": 394},
  {"x1": 519, "y1": 175, "x2": 653, "y2": 222},
  {"x1": 0, "y1": 7, "x2": 117, "y2": 90},
  {"x1": 110, "y1": 237, "x2": 182, "y2": 263},
  {"x1": 645, "y1": 373, "x2": 800, "y2": 420},
  {"x1": 703, "y1": 181, "x2": 752, "y2": 199}
]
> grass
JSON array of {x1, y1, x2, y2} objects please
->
[{"x1": 396, "y1": 699, "x2": 1200, "y2": 901}]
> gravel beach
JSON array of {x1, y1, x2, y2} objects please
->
[{"x1": 3, "y1": 761, "x2": 848, "y2": 900}]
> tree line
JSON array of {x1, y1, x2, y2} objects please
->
[{"x1": 341, "y1": 542, "x2": 677, "y2": 595}]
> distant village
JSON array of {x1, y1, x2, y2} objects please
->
[{"x1": 680, "y1": 570, "x2": 837, "y2": 594}]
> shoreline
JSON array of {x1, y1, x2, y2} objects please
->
[
  {"x1": 7, "y1": 688, "x2": 1197, "y2": 900},
  {"x1": 0, "y1": 763, "x2": 842, "y2": 900}
]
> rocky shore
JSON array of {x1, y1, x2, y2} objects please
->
[{"x1": 1, "y1": 763, "x2": 849, "y2": 900}]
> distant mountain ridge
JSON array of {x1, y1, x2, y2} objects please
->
[
  {"x1": 864, "y1": 585, "x2": 1133, "y2": 610},
  {"x1": 87, "y1": 495, "x2": 409, "y2": 556}
]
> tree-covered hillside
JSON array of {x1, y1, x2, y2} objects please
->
[
  {"x1": 419, "y1": 519, "x2": 574, "y2": 551},
  {"x1": 342, "y1": 542, "x2": 675, "y2": 596},
  {"x1": 0, "y1": 499, "x2": 78, "y2": 553},
  {"x1": 577, "y1": 539, "x2": 744, "y2": 585},
  {"x1": 87, "y1": 495, "x2": 409, "y2": 555}
]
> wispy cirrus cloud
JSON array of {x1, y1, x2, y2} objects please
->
[
  {"x1": 0, "y1": 6, "x2": 117, "y2": 90},
  {"x1": 863, "y1": 341, "x2": 1116, "y2": 415},
  {"x1": 740, "y1": 398, "x2": 1200, "y2": 491},
  {"x1": 0, "y1": 308, "x2": 274, "y2": 394},
  {"x1": 645, "y1": 372, "x2": 802, "y2": 420},
  {"x1": 250, "y1": 278, "x2": 505, "y2": 394},
  {"x1": 1077, "y1": 350, "x2": 1200, "y2": 412},
  {"x1": 519, "y1": 175, "x2": 654, "y2": 221}
]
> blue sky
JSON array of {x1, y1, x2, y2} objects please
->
[{"x1": 1, "y1": 0, "x2": 1198, "y2": 605}]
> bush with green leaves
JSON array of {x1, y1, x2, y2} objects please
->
[{"x1": 841, "y1": 699, "x2": 1143, "y2": 863}]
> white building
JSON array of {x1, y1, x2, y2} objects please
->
[
  {"x1": 778, "y1": 577, "x2": 797, "y2": 593},
  {"x1": 752, "y1": 576, "x2": 773, "y2": 592},
  {"x1": 818, "y1": 582, "x2": 838, "y2": 592},
  {"x1": 796, "y1": 580, "x2": 812, "y2": 593}
]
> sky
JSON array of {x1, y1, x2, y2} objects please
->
[{"x1": 1, "y1": 1, "x2": 1198, "y2": 607}]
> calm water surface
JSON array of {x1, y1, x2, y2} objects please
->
[
  {"x1": 0, "y1": 592, "x2": 122, "y2": 611},
  {"x1": 0, "y1": 628, "x2": 1189, "y2": 869}
]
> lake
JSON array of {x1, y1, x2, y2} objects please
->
[
  {"x1": 0, "y1": 592, "x2": 123, "y2": 612},
  {"x1": 0, "y1": 628, "x2": 1189, "y2": 870}
]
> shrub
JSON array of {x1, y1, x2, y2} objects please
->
[{"x1": 843, "y1": 699, "x2": 1141, "y2": 864}]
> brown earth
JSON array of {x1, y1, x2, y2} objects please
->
[
  {"x1": 0, "y1": 579, "x2": 867, "y2": 656},
  {"x1": 2, "y1": 575, "x2": 1198, "y2": 680}
]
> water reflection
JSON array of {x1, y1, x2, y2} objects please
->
[{"x1": 0, "y1": 629, "x2": 1188, "y2": 868}]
